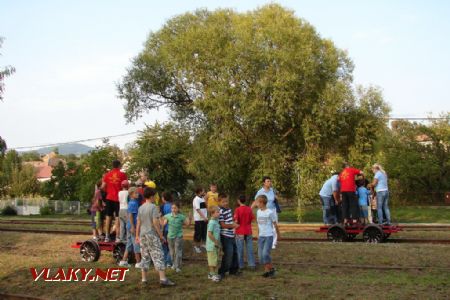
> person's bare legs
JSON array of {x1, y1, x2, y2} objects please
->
[
  {"x1": 115, "y1": 215, "x2": 120, "y2": 239},
  {"x1": 141, "y1": 269, "x2": 167, "y2": 282},
  {"x1": 105, "y1": 216, "x2": 112, "y2": 240}
]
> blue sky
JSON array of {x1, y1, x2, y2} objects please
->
[{"x1": 1, "y1": 0, "x2": 449, "y2": 149}]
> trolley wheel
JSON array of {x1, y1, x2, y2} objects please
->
[
  {"x1": 363, "y1": 225, "x2": 384, "y2": 243},
  {"x1": 347, "y1": 233, "x2": 357, "y2": 241},
  {"x1": 327, "y1": 225, "x2": 347, "y2": 242},
  {"x1": 80, "y1": 239, "x2": 101, "y2": 262},
  {"x1": 113, "y1": 242, "x2": 126, "y2": 264}
]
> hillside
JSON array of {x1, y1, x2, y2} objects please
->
[{"x1": 31, "y1": 143, "x2": 94, "y2": 155}]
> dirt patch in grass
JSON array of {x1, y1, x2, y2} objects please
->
[{"x1": 1, "y1": 232, "x2": 450, "y2": 299}]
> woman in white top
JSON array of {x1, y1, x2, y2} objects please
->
[{"x1": 370, "y1": 164, "x2": 391, "y2": 225}]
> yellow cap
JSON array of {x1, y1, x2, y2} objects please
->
[{"x1": 144, "y1": 180, "x2": 156, "y2": 189}]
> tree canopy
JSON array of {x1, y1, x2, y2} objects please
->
[{"x1": 118, "y1": 4, "x2": 390, "y2": 202}]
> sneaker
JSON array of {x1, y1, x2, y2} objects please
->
[
  {"x1": 135, "y1": 262, "x2": 143, "y2": 269},
  {"x1": 115, "y1": 238, "x2": 122, "y2": 243},
  {"x1": 104, "y1": 237, "x2": 110, "y2": 243},
  {"x1": 160, "y1": 279, "x2": 175, "y2": 287},
  {"x1": 200, "y1": 244, "x2": 207, "y2": 249},
  {"x1": 208, "y1": 273, "x2": 214, "y2": 280},
  {"x1": 175, "y1": 268, "x2": 181, "y2": 273},
  {"x1": 267, "y1": 268, "x2": 276, "y2": 277},
  {"x1": 141, "y1": 279, "x2": 147, "y2": 285},
  {"x1": 194, "y1": 246, "x2": 202, "y2": 254},
  {"x1": 93, "y1": 236, "x2": 99, "y2": 241},
  {"x1": 119, "y1": 260, "x2": 130, "y2": 267},
  {"x1": 212, "y1": 274, "x2": 221, "y2": 282}
]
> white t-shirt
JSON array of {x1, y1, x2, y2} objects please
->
[
  {"x1": 118, "y1": 190, "x2": 128, "y2": 210},
  {"x1": 257, "y1": 208, "x2": 277, "y2": 237},
  {"x1": 193, "y1": 195, "x2": 207, "y2": 221}
]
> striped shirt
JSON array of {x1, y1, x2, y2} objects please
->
[{"x1": 219, "y1": 207, "x2": 234, "y2": 238}]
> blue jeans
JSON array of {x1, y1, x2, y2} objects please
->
[
  {"x1": 126, "y1": 231, "x2": 140, "y2": 253},
  {"x1": 258, "y1": 236, "x2": 273, "y2": 265},
  {"x1": 376, "y1": 191, "x2": 391, "y2": 224},
  {"x1": 235, "y1": 234, "x2": 255, "y2": 268},
  {"x1": 218, "y1": 236, "x2": 239, "y2": 275},
  {"x1": 162, "y1": 230, "x2": 173, "y2": 266},
  {"x1": 320, "y1": 196, "x2": 337, "y2": 224}
]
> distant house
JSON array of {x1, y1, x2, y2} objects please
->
[
  {"x1": 24, "y1": 152, "x2": 65, "y2": 182},
  {"x1": 415, "y1": 134, "x2": 433, "y2": 146}
]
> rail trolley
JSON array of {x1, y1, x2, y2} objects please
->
[
  {"x1": 71, "y1": 238, "x2": 135, "y2": 263},
  {"x1": 317, "y1": 223, "x2": 402, "y2": 243}
]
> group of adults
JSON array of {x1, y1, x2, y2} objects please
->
[{"x1": 319, "y1": 162, "x2": 391, "y2": 225}]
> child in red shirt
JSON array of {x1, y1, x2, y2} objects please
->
[{"x1": 234, "y1": 195, "x2": 256, "y2": 270}]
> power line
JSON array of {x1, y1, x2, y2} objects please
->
[
  {"x1": 8, "y1": 116, "x2": 449, "y2": 150},
  {"x1": 10, "y1": 131, "x2": 139, "y2": 150}
]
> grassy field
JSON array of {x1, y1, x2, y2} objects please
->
[{"x1": 0, "y1": 232, "x2": 449, "y2": 299}]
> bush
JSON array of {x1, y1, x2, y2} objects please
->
[
  {"x1": 1, "y1": 205, "x2": 18, "y2": 216},
  {"x1": 40, "y1": 205, "x2": 55, "y2": 215}
]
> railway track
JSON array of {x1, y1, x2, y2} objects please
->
[
  {"x1": 1, "y1": 219, "x2": 450, "y2": 231},
  {"x1": 1, "y1": 227, "x2": 450, "y2": 244}
]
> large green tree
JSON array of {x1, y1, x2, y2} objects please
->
[{"x1": 118, "y1": 4, "x2": 390, "y2": 204}]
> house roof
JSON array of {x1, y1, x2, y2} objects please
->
[
  {"x1": 416, "y1": 134, "x2": 432, "y2": 142},
  {"x1": 36, "y1": 164, "x2": 52, "y2": 179}
]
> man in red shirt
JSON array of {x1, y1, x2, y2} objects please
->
[
  {"x1": 234, "y1": 195, "x2": 256, "y2": 270},
  {"x1": 339, "y1": 162, "x2": 362, "y2": 225},
  {"x1": 102, "y1": 160, "x2": 128, "y2": 242}
]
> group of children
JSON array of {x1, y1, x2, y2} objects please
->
[
  {"x1": 192, "y1": 185, "x2": 280, "y2": 282},
  {"x1": 90, "y1": 180, "x2": 281, "y2": 286}
]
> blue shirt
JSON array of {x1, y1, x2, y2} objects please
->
[
  {"x1": 160, "y1": 202, "x2": 172, "y2": 233},
  {"x1": 374, "y1": 171, "x2": 388, "y2": 192},
  {"x1": 357, "y1": 187, "x2": 370, "y2": 206},
  {"x1": 127, "y1": 198, "x2": 140, "y2": 229},
  {"x1": 319, "y1": 175, "x2": 340, "y2": 197},
  {"x1": 255, "y1": 187, "x2": 276, "y2": 210}
]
